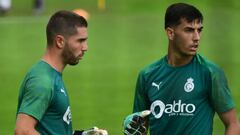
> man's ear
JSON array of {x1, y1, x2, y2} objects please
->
[
  {"x1": 55, "y1": 35, "x2": 65, "y2": 49},
  {"x1": 165, "y1": 27, "x2": 174, "y2": 40}
]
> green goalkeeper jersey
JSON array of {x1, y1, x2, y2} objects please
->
[
  {"x1": 16, "y1": 60, "x2": 73, "y2": 135},
  {"x1": 133, "y1": 54, "x2": 235, "y2": 135}
]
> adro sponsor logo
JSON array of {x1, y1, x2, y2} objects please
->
[
  {"x1": 63, "y1": 106, "x2": 72, "y2": 124},
  {"x1": 150, "y1": 100, "x2": 196, "y2": 118}
]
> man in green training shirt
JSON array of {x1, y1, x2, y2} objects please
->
[
  {"x1": 123, "y1": 3, "x2": 240, "y2": 135},
  {"x1": 15, "y1": 10, "x2": 107, "y2": 135}
]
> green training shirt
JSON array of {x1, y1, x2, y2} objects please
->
[
  {"x1": 17, "y1": 60, "x2": 73, "y2": 135},
  {"x1": 133, "y1": 54, "x2": 235, "y2": 135}
]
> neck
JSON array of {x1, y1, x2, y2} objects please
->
[
  {"x1": 167, "y1": 54, "x2": 193, "y2": 67},
  {"x1": 42, "y1": 47, "x2": 66, "y2": 72},
  {"x1": 167, "y1": 47, "x2": 194, "y2": 67}
]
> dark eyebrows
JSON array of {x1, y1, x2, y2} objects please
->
[
  {"x1": 184, "y1": 27, "x2": 194, "y2": 32},
  {"x1": 78, "y1": 37, "x2": 88, "y2": 42},
  {"x1": 184, "y1": 26, "x2": 203, "y2": 32},
  {"x1": 198, "y1": 26, "x2": 203, "y2": 31}
]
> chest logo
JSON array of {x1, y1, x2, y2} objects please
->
[
  {"x1": 184, "y1": 78, "x2": 194, "y2": 92},
  {"x1": 60, "y1": 88, "x2": 67, "y2": 96},
  {"x1": 152, "y1": 82, "x2": 162, "y2": 90},
  {"x1": 63, "y1": 106, "x2": 72, "y2": 124},
  {"x1": 150, "y1": 100, "x2": 195, "y2": 119}
]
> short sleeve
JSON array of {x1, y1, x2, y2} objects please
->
[
  {"x1": 209, "y1": 68, "x2": 235, "y2": 113},
  {"x1": 133, "y1": 71, "x2": 150, "y2": 113},
  {"x1": 18, "y1": 76, "x2": 53, "y2": 121}
]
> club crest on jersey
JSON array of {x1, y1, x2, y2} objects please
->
[{"x1": 184, "y1": 78, "x2": 194, "y2": 92}]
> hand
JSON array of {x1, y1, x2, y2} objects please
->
[
  {"x1": 82, "y1": 127, "x2": 108, "y2": 135},
  {"x1": 123, "y1": 110, "x2": 151, "y2": 135}
]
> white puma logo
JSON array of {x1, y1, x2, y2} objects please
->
[
  {"x1": 152, "y1": 82, "x2": 162, "y2": 90},
  {"x1": 60, "y1": 88, "x2": 67, "y2": 96}
]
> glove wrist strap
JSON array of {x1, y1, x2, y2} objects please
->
[{"x1": 73, "y1": 130, "x2": 84, "y2": 135}]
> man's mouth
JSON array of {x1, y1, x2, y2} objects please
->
[{"x1": 190, "y1": 45, "x2": 198, "y2": 51}]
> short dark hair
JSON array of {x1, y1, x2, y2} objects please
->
[
  {"x1": 164, "y1": 3, "x2": 203, "y2": 29},
  {"x1": 46, "y1": 10, "x2": 88, "y2": 45}
]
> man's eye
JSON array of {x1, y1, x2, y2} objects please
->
[{"x1": 185, "y1": 29, "x2": 193, "y2": 32}]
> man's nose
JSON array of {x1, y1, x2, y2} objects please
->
[
  {"x1": 82, "y1": 43, "x2": 88, "y2": 51},
  {"x1": 193, "y1": 31, "x2": 200, "y2": 42}
]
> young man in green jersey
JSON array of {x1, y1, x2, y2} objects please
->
[
  {"x1": 15, "y1": 10, "x2": 107, "y2": 135},
  {"x1": 123, "y1": 3, "x2": 240, "y2": 135}
]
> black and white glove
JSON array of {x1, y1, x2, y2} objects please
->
[
  {"x1": 123, "y1": 110, "x2": 151, "y2": 135},
  {"x1": 73, "y1": 127, "x2": 108, "y2": 135}
]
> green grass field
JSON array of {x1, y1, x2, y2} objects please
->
[{"x1": 0, "y1": 0, "x2": 239, "y2": 134}]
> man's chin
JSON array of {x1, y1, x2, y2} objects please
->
[
  {"x1": 192, "y1": 52, "x2": 197, "y2": 56},
  {"x1": 68, "y1": 60, "x2": 80, "y2": 66},
  {"x1": 188, "y1": 51, "x2": 197, "y2": 56}
]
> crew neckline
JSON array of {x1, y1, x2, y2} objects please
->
[
  {"x1": 40, "y1": 60, "x2": 62, "y2": 75},
  {"x1": 164, "y1": 55, "x2": 196, "y2": 69}
]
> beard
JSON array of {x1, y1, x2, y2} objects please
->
[{"x1": 61, "y1": 43, "x2": 80, "y2": 66}]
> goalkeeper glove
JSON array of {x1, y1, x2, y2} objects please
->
[
  {"x1": 123, "y1": 110, "x2": 151, "y2": 135},
  {"x1": 73, "y1": 127, "x2": 108, "y2": 135}
]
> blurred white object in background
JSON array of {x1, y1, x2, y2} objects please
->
[{"x1": 0, "y1": 0, "x2": 11, "y2": 15}]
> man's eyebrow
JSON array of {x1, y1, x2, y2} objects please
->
[
  {"x1": 183, "y1": 27, "x2": 194, "y2": 30},
  {"x1": 199, "y1": 26, "x2": 203, "y2": 30},
  {"x1": 184, "y1": 26, "x2": 203, "y2": 30},
  {"x1": 78, "y1": 37, "x2": 88, "y2": 41}
]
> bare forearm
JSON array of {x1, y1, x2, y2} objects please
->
[
  {"x1": 15, "y1": 114, "x2": 40, "y2": 135},
  {"x1": 218, "y1": 109, "x2": 240, "y2": 135},
  {"x1": 225, "y1": 123, "x2": 240, "y2": 135},
  {"x1": 14, "y1": 127, "x2": 40, "y2": 135}
]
